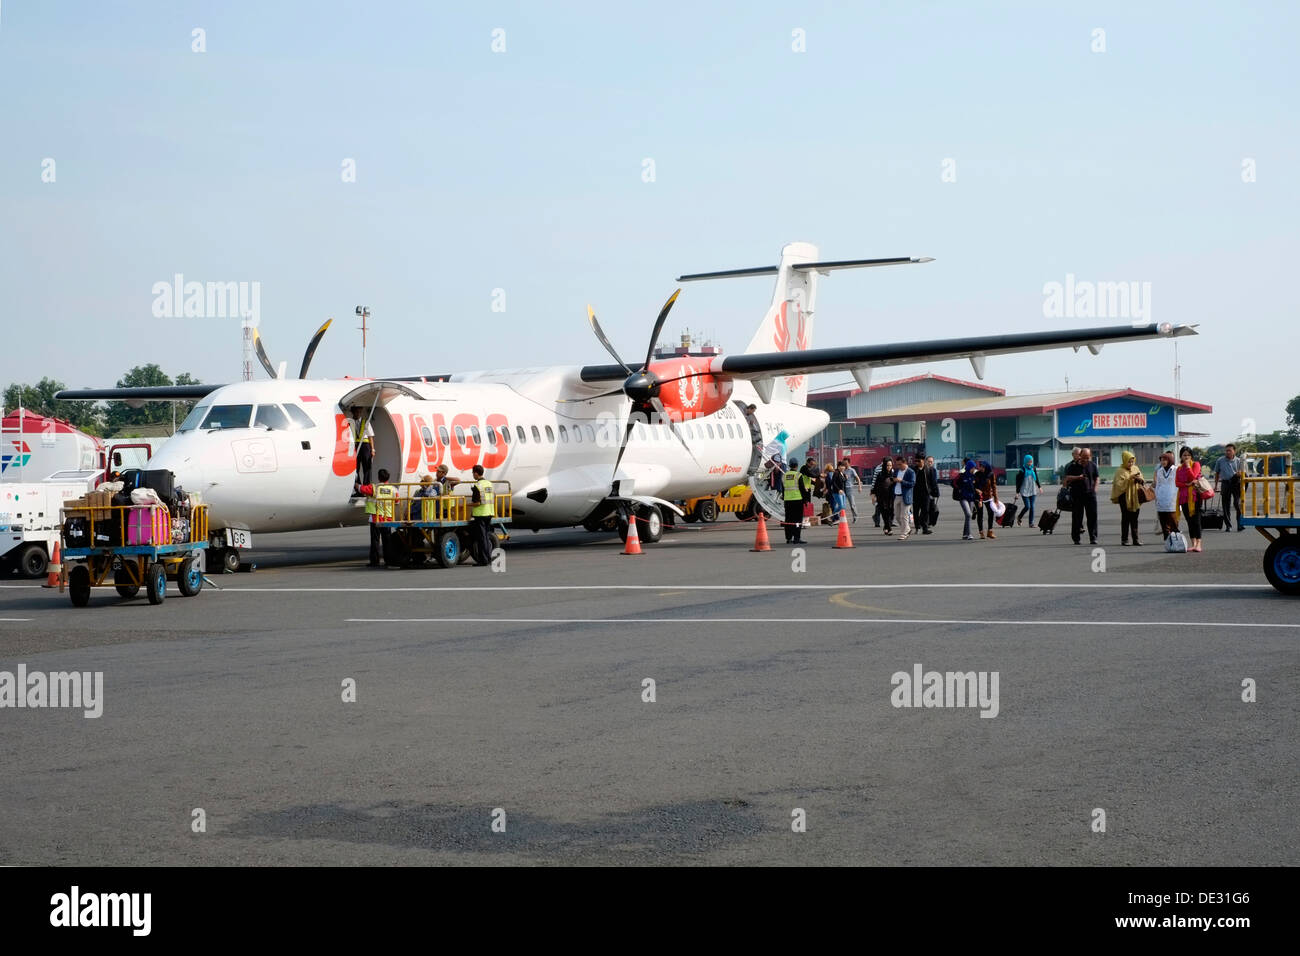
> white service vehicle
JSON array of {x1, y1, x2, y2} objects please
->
[{"x1": 0, "y1": 471, "x2": 101, "y2": 578}]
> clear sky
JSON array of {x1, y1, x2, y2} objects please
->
[{"x1": 1, "y1": 1, "x2": 1296, "y2": 439}]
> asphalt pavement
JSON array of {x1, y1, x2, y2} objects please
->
[{"x1": 1, "y1": 499, "x2": 1295, "y2": 865}]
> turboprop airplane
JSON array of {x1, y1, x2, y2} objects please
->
[{"x1": 58, "y1": 242, "x2": 1195, "y2": 571}]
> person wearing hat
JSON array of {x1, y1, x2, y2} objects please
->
[{"x1": 412, "y1": 473, "x2": 439, "y2": 521}]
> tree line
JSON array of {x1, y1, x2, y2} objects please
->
[{"x1": 2, "y1": 365, "x2": 201, "y2": 437}]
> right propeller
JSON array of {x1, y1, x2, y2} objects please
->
[{"x1": 563, "y1": 289, "x2": 701, "y2": 482}]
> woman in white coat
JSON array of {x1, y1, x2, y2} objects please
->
[{"x1": 1153, "y1": 450, "x2": 1179, "y2": 539}]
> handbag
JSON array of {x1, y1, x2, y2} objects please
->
[
  {"x1": 1138, "y1": 483, "x2": 1156, "y2": 503},
  {"x1": 1056, "y1": 487, "x2": 1073, "y2": 510},
  {"x1": 1165, "y1": 531, "x2": 1188, "y2": 553},
  {"x1": 1193, "y1": 474, "x2": 1214, "y2": 499}
]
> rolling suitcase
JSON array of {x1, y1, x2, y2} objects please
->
[
  {"x1": 998, "y1": 502, "x2": 1018, "y2": 527},
  {"x1": 1038, "y1": 509, "x2": 1061, "y2": 534},
  {"x1": 1199, "y1": 497, "x2": 1224, "y2": 530}
]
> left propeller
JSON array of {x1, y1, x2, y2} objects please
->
[{"x1": 252, "y1": 319, "x2": 333, "y2": 379}]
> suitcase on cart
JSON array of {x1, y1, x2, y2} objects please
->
[{"x1": 1038, "y1": 509, "x2": 1061, "y2": 534}]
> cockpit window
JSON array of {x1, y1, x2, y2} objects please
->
[
  {"x1": 283, "y1": 404, "x2": 317, "y2": 430},
  {"x1": 178, "y1": 403, "x2": 211, "y2": 433},
  {"x1": 254, "y1": 404, "x2": 290, "y2": 431},
  {"x1": 201, "y1": 405, "x2": 254, "y2": 430}
]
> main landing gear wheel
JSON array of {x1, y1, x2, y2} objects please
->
[
  {"x1": 435, "y1": 530, "x2": 461, "y2": 569},
  {"x1": 69, "y1": 565, "x2": 91, "y2": 608},
  {"x1": 640, "y1": 506, "x2": 663, "y2": 543},
  {"x1": 114, "y1": 568, "x2": 140, "y2": 599},
  {"x1": 177, "y1": 556, "x2": 203, "y2": 596},
  {"x1": 146, "y1": 562, "x2": 167, "y2": 605},
  {"x1": 1263, "y1": 534, "x2": 1300, "y2": 596}
]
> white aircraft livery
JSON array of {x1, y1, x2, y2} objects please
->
[{"x1": 59, "y1": 242, "x2": 1195, "y2": 568}]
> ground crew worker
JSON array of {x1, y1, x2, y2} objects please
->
[
  {"x1": 781, "y1": 463, "x2": 809, "y2": 545},
  {"x1": 358, "y1": 468, "x2": 398, "y2": 567},
  {"x1": 469, "y1": 464, "x2": 496, "y2": 566}
]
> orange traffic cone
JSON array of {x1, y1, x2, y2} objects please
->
[
  {"x1": 622, "y1": 515, "x2": 643, "y2": 555},
  {"x1": 833, "y1": 513, "x2": 854, "y2": 549},
  {"x1": 750, "y1": 512, "x2": 772, "y2": 552},
  {"x1": 44, "y1": 540, "x2": 61, "y2": 588}
]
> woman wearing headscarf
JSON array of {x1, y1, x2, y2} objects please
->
[
  {"x1": 956, "y1": 458, "x2": 979, "y2": 540},
  {"x1": 1017, "y1": 454, "x2": 1041, "y2": 526},
  {"x1": 1109, "y1": 450, "x2": 1146, "y2": 546},
  {"x1": 1153, "y1": 450, "x2": 1179, "y2": 539},
  {"x1": 1176, "y1": 446, "x2": 1207, "y2": 552}
]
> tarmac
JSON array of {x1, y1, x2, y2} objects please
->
[{"x1": 1, "y1": 495, "x2": 1296, "y2": 866}]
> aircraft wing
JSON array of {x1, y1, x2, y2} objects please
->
[
  {"x1": 55, "y1": 384, "x2": 223, "y2": 402},
  {"x1": 579, "y1": 322, "x2": 1195, "y2": 396}
]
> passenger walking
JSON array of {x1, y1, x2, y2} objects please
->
[
  {"x1": 892, "y1": 455, "x2": 916, "y2": 539},
  {"x1": 1110, "y1": 450, "x2": 1147, "y2": 546},
  {"x1": 826, "y1": 461, "x2": 848, "y2": 523},
  {"x1": 1176, "y1": 446, "x2": 1207, "y2": 553},
  {"x1": 358, "y1": 468, "x2": 398, "y2": 568},
  {"x1": 973, "y1": 461, "x2": 999, "y2": 539},
  {"x1": 956, "y1": 459, "x2": 979, "y2": 540},
  {"x1": 781, "y1": 460, "x2": 810, "y2": 544},
  {"x1": 842, "y1": 459, "x2": 862, "y2": 523},
  {"x1": 911, "y1": 455, "x2": 932, "y2": 535},
  {"x1": 871, "y1": 458, "x2": 896, "y2": 533},
  {"x1": 1063, "y1": 447, "x2": 1100, "y2": 545},
  {"x1": 1212, "y1": 442, "x2": 1245, "y2": 532},
  {"x1": 468, "y1": 464, "x2": 497, "y2": 566},
  {"x1": 1153, "y1": 451, "x2": 1179, "y2": 538},
  {"x1": 1017, "y1": 455, "x2": 1042, "y2": 526},
  {"x1": 923, "y1": 456, "x2": 940, "y2": 531}
]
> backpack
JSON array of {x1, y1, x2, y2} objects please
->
[{"x1": 1165, "y1": 532, "x2": 1188, "y2": 553}]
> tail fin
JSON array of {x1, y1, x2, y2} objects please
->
[{"x1": 677, "y1": 242, "x2": 933, "y2": 406}]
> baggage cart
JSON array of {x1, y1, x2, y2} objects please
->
[
  {"x1": 1240, "y1": 453, "x2": 1300, "y2": 595},
  {"x1": 58, "y1": 503, "x2": 210, "y2": 606}
]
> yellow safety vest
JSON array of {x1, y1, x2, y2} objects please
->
[
  {"x1": 782, "y1": 469, "x2": 804, "y2": 501},
  {"x1": 368, "y1": 484, "x2": 397, "y2": 520},
  {"x1": 472, "y1": 479, "x2": 495, "y2": 517}
]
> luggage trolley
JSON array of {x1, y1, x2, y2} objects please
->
[
  {"x1": 59, "y1": 503, "x2": 210, "y2": 606},
  {"x1": 376, "y1": 482, "x2": 512, "y2": 568},
  {"x1": 1240, "y1": 452, "x2": 1300, "y2": 595}
]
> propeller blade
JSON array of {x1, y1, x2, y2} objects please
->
[
  {"x1": 650, "y1": 398, "x2": 700, "y2": 467},
  {"x1": 642, "y1": 289, "x2": 682, "y2": 371},
  {"x1": 557, "y1": 388, "x2": 625, "y2": 403},
  {"x1": 611, "y1": 414, "x2": 638, "y2": 485},
  {"x1": 252, "y1": 329, "x2": 277, "y2": 379},
  {"x1": 298, "y1": 318, "x2": 333, "y2": 379},
  {"x1": 587, "y1": 305, "x2": 632, "y2": 374}
]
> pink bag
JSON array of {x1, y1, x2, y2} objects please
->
[{"x1": 127, "y1": 506, "x2": 171, "y2": 545}]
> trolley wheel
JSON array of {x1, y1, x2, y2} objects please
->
[
  {"x1": 69, "y1": 565, "x2": 91, "y2": 607},
  {"x1": 221, "y1": 548, "x2": 241, "y2": 574},
  {"x1": 114, "y1": 567, "x2": 140, "y2": 600},
  {"x1": 177, "y1": 556, "x2": 203, "y2": 597},
  {"x1": 435, "y1": 530, "x2": 461, "y2": 569},
  {"x1": 19, "y1": 544, "x2": 49, "y2": 579},
  {"x1": 1263, "y1": 534, "x2": 1300, "y2": 596},
  {"x1": 698, "y1": 499, "x2": 719, "y2": 524},
  {"x1": 146, "y1": 562, "x2": 167, "y2": 605}
]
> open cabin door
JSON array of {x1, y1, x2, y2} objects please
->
[{"x1": 338, "y1": 381, "x2": 426, "y2": 484}]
